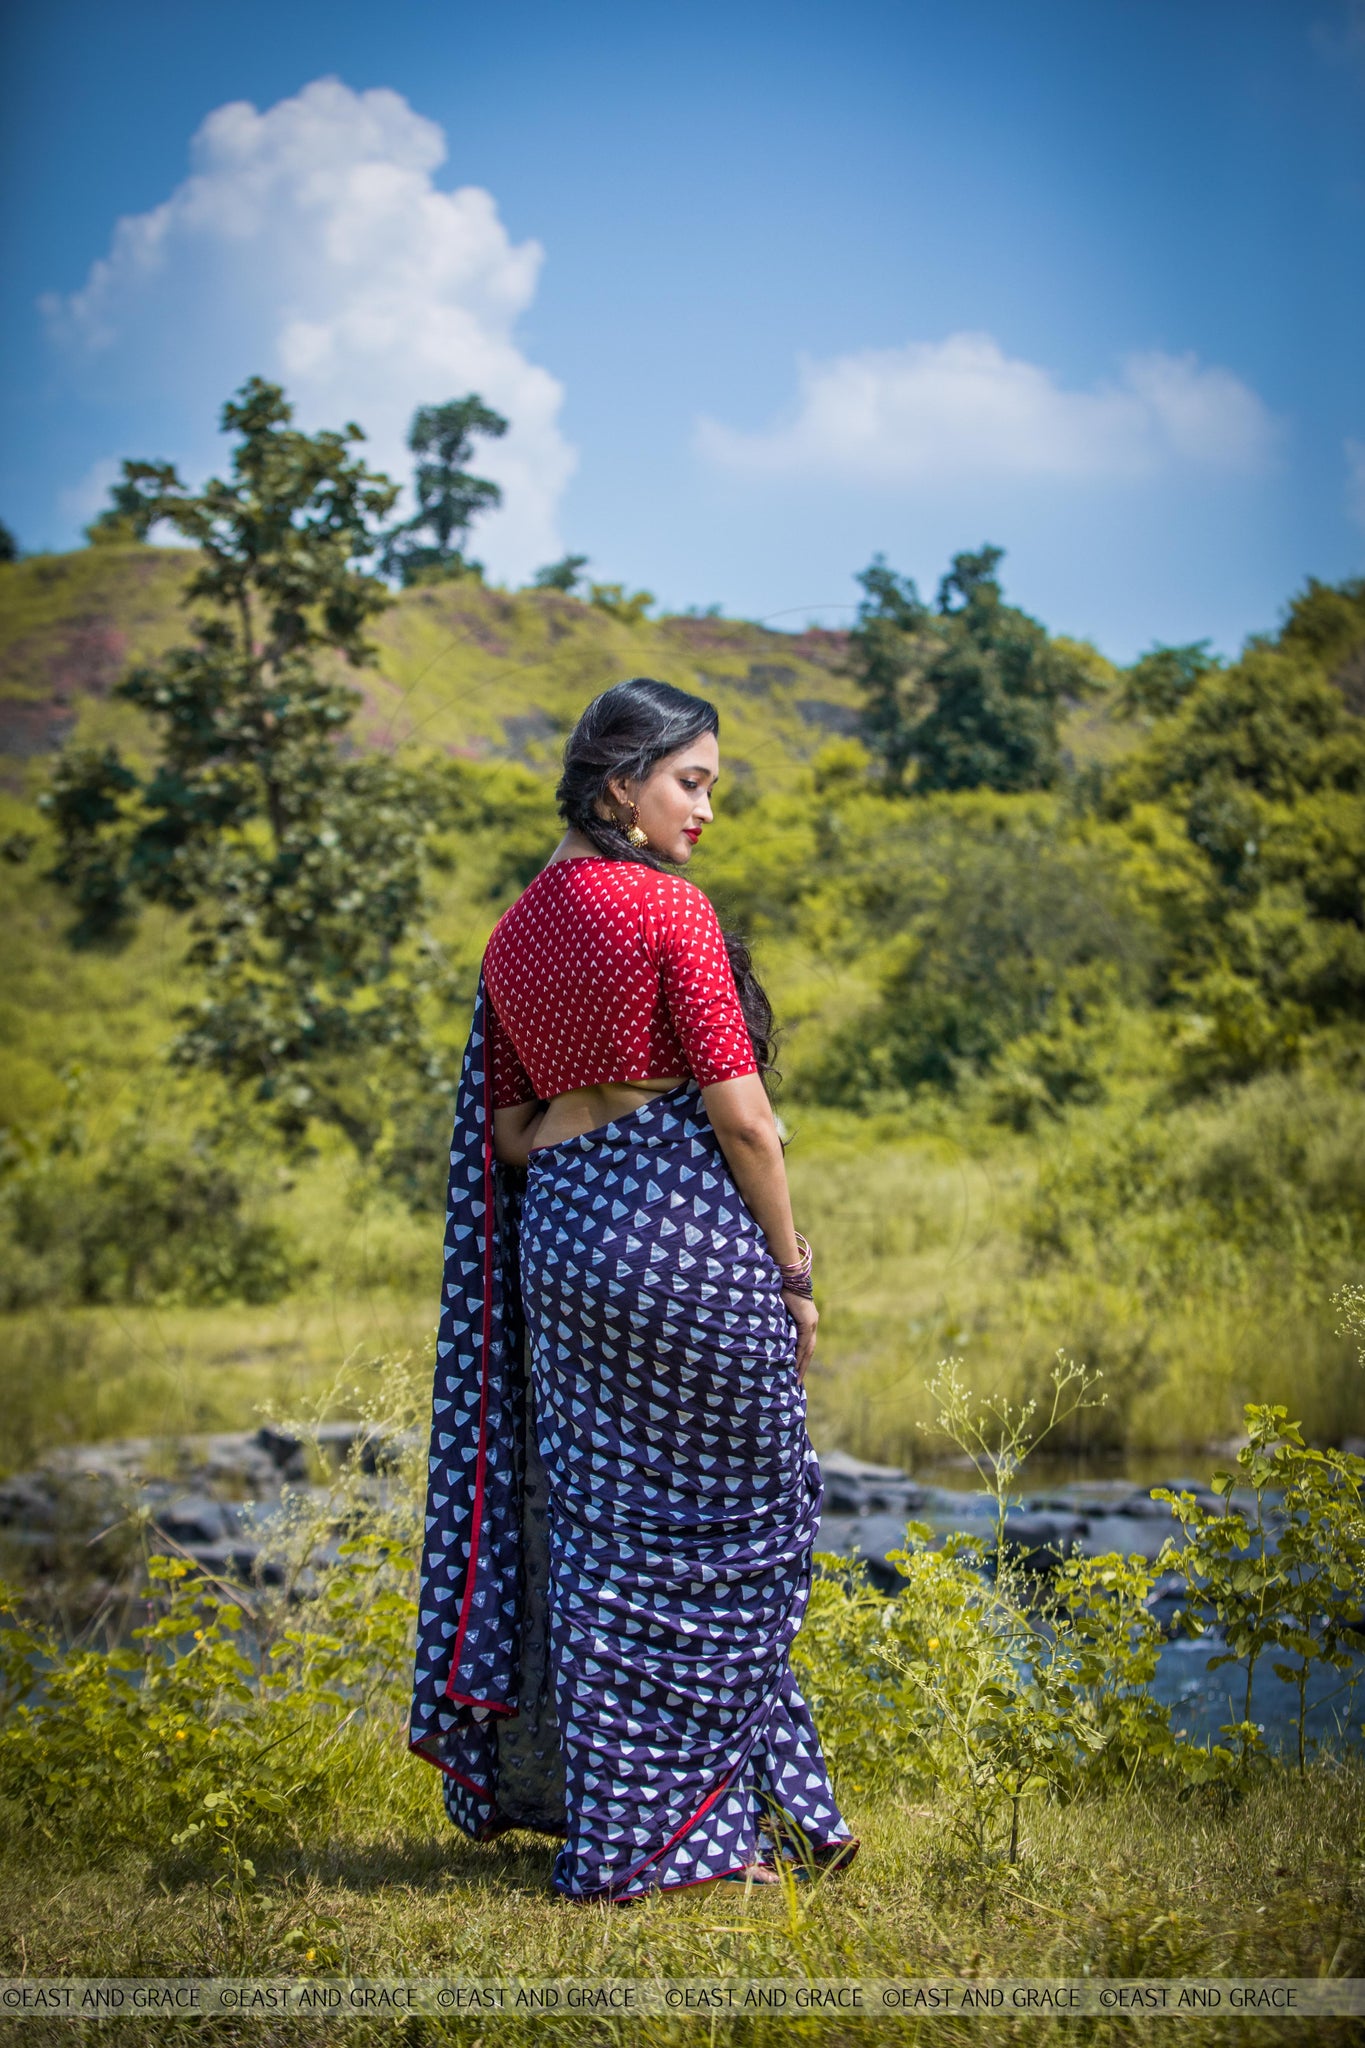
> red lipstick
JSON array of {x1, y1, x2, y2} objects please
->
[{"x1": 683, "y1": 828, "x2": 702, "y2": 844}]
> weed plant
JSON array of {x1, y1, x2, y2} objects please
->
[{"x1": 3, "y1": 1338, "x2": 1364, "y2": 2041}]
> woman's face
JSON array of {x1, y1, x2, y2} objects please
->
[{"x1": 611, "y1": 731, "x2": 719, "y2": 864}]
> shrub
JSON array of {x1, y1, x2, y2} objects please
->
[{"x1": 0, "y1": 1132, "x2": 293, "y2": 1310}]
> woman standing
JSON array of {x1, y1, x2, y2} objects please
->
[{"x1": 410, "y1": 677, "x2": 855, "y2": 1902}]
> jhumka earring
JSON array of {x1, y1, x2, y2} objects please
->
[{"x1": 623, "y1": 802, "x2": 649, "y2": 849}]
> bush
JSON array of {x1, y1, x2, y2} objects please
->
[
  {"x1": 0, "y1": 1399, "x2": 421, "y2": 1879},
  {"x1": 0, "y1": 1128, "x2": 294, "y2": 1310},
  {"x1": 800, "y1": 809, "x2": 1150, "y2": 1104}
]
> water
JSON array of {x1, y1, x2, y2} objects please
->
[{"x1": 814, "y1": 1450, "x2": 1365, "y2": 1758}]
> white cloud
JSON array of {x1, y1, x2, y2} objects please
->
[
  {"x1": 43, "y1": 78, "x2": 575, "y2": 578},
  {"x1": 1347, "y1": 439, "x2": 1365, "y2": 532},
  {"x1": 697, "y1": 332, "x2": 1279, "y2": 485},
  {"x1": 57, "y1": 455, "x2": 121, "y2": 530}
]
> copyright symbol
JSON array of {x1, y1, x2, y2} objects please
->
[
  {"x1": 437, "y1": 1990, "x2": 456, "y2": 2010},
  {"x1": 666, "y1": 1990, "x2": 683, "y2": 2008}
]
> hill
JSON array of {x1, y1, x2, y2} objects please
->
[
  {"x1": 0, "y1": 545, "x2": 862, "y2": 792},
  {"x1": 0, "y1": 545, "x2": 1362, "y2": 1477}
]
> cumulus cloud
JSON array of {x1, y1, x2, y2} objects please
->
[
  {"x1": 697, "y1": 332, "x2": 1279, "y2": 485},
  {"x1": 43, "y1": 78, "x2": 574, "y2": 577}
]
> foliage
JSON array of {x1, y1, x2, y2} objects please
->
[
  {"x1": 1155, "y1": 1405, "x2": 1365, "y2": 1774},
  {"x1": 532, "y1": 552, "x2": 588, "y2": 591},
  {"x1": 0, "y1": 517, "x2": 18, "y2": 562},
  {"x1": 798, "y1": 800, "x2": 1150, "y2": 1104},
  {"x1": 0, "y1": 1396, "x2": 421, "y2": 1880},
  {"x1": 380, "y1": 395, "x2": 507, "y2": 586},
  {"x1": 39, "y1": 379, "x2": 464, "y2": 1164},
  {"x1": 848, "y1": 546, "x2": 1091, "y2": 793},
  {"x1": 796, "y1": 1360, "x2": 1320, "y2": 1869},
  {"x1": 1119, "y1": 640, "x2": 1222, "y2": 720},
  {"x1": 85, "y1": 458, "x2": 181, "y2": 545},
  {"x1": 1099, "y1": 584, "x2": 1365, "y2": 1086},
  {"x1": 0, "y1": 1121, "x2": 293, "y2": 1311},
  {"x1": 588, "y1": 580, "x2": 655, "y2": 624},
  {"x1": 921, "y1": 1351, "x2": 1106, "y2": 1568}
]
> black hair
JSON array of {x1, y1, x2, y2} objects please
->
[{"x1": 555, "y1": 677, "x2": 778, "y2": 1084}]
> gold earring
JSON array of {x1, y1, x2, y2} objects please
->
[{"x1": 623, "y1": 801, "x2": 649, "y2": 849}]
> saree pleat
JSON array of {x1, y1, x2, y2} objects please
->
[{"x1": 409, "y1": 979, "x2": 852, "y2": 1899}]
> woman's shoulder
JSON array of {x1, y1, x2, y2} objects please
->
[{"x1": 638, "y1": 865, "x2": 719, "y2": 931}]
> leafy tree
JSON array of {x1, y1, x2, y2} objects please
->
[
  {"x1": 0, "y1": 518, "x2": 17, "y2": 563},
  {"x1": 532, "y1": 553, "x2": 588, "y2": 592},
  {"x1": 1118, "y1": 640, "x2": 1221, "y2": 720},
  {"x1": 381, "y1": 395, "x2": 507, "y2": 585},
  {"x1": 1101, "y1": 578, "x2": 1365, "y2": 1069},
  {"x1": 910, "y1": 548, "x2": 1082, "y2": 794},
  {"x1": 42, "y1": 378, "x2": 457, "y2": 1169},
  {"x1": 801, "y1": 802, "x2": 1151, "y2": 1105},
  {"x1": 846, "y1": 555, "x2": 932, "y2": 790},
  {"x1": 1277, "y1": 573, "x2": 1365, "y2": 674},
  {"x1": 587, "y1": 580, "x2": 654, "y2": 624},
  {"x1": 85, "y1": 461, "x2": 180, "y2": 545},
  {"x1": 849, "y1": 547, "x2": 1085, "y2": 793}
]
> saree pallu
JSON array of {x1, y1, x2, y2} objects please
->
[{"x1": 409, "y1": 981, "x2": 853, "y2": 1901}]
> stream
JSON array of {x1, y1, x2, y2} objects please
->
[{"x1": 2, "y1": 1426, "x2": 1360, "y2": 1758}]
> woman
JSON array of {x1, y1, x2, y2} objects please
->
[{"x1": 409, "y1": 676, "x2": 855, "y2": 1902}]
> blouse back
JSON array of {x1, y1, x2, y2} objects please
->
[{"x1": 482, "y1": 857, "x2": 757, "y2": 1108}]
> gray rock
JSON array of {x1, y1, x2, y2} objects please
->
[
  {"x1": 254, "y1": 1424, "x2": 308, "y2": 1478},
  {"x1": 0, "y1": 1474, "x2": 59, "y2": 1531},
  {"x1": 153, "y1": 1494, "x2": 239, "y2": 1547}
]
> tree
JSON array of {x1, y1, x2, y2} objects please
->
[
  {"x1": 0, "y1": 519, "x2": 17, "y2": 563},
  {"x1": 846, "y1": 555, "x2": 932, "y2": 790},
  {"x1": 85, "y1": 461, "x2": 180, "y2": 545},
  {"x1": 1118, "y1": 641, "x2": 1220, "y2": 720},
  {"x1": 587, "y1": 581, "x2": 654, "y2": 624},
  {"x1": 849, "y1": 546, "x2": 1083, "y2": 794},
  {"x1": 42, "y1": 378, "x2": 456, "y2": 1170},
  {"x1": 381, "y1": 395, "x2": 507, "y2": 585},
  {"x1": 532, "y1": 553, "x2": 588, "y2": 592}
]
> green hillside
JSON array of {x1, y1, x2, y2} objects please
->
[
  {"x1": 1, "y1": 543, "x2": 1362, "y2": 1476},
  {"x1": 0, "y1": 544, "x2": 860, "y2": 788}
]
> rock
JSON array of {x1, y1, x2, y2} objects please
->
[
  {"x1": 1000, "y1": 1510, "x2": 1090, "y2": 1569},
  {"x1": 176, "y1": 1540, "x2": 286, "y2": 1589},
  {"x1": 253, "y1": 1424, "x2": 308, "y2": 1479},
  {"x1": 0, "y1": 1474, "x2": 59, "y2": 1531},
  {"x1": 152, "y1": 1494, "x2": 239, "y2": 1547}
]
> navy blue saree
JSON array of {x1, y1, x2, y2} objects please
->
[{"x1": 409, "y1": 982, "x2": 854, "y2": 1900}]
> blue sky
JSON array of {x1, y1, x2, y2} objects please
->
[{"x1": 2, "y1": 0, "x2": 1362, "y2": 658}]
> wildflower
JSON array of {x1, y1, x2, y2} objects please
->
[
  {"x1": 927, "y1": 1638, "x2": 940, "y2": 1652},
  {"x1": 174, "y1": 1730, "x2": 187, "y2": 1742}
]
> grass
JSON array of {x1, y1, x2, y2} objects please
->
[
  {"x1": 2, "y1": 547, "x2": 1362, "y2": 1473},
  {"x1": 5, "y1": 1070, "x2": 1359, "y2": 1480},
  {"x1": 2, "y1": 1750, "x2": 1362, "y2": 2045}
]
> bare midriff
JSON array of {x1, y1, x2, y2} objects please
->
[{"x1": 529, "y1": 1077, "x2": 685, "y2": 1152}]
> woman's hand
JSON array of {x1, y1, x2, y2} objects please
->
[{"x1": 783, "y1": 1289, "x2": 818, "y2": 1384}]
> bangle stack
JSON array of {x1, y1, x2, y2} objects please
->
[{"x1": 777, "y1": 1233, "x2": 814, "y2": 1299}]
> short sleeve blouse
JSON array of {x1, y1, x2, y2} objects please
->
[{"x1": 481, "y1": 857, "x2": 758, "y2": 1107}]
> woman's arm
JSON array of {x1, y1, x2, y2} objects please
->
[
  {"x1": 492, "y1": 1100, "x2": 547, "y2": 1168},
  {"x1": 701, "y1": 1073, "x2": 817, "y2": 1382}
]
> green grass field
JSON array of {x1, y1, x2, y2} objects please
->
[{"x1": 4, "y1": 1752, "x2": 1362, "y2": 2045}]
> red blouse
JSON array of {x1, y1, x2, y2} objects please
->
[{"x1": 482, "y1": 857, "x2": 758, "y2": 1108}]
